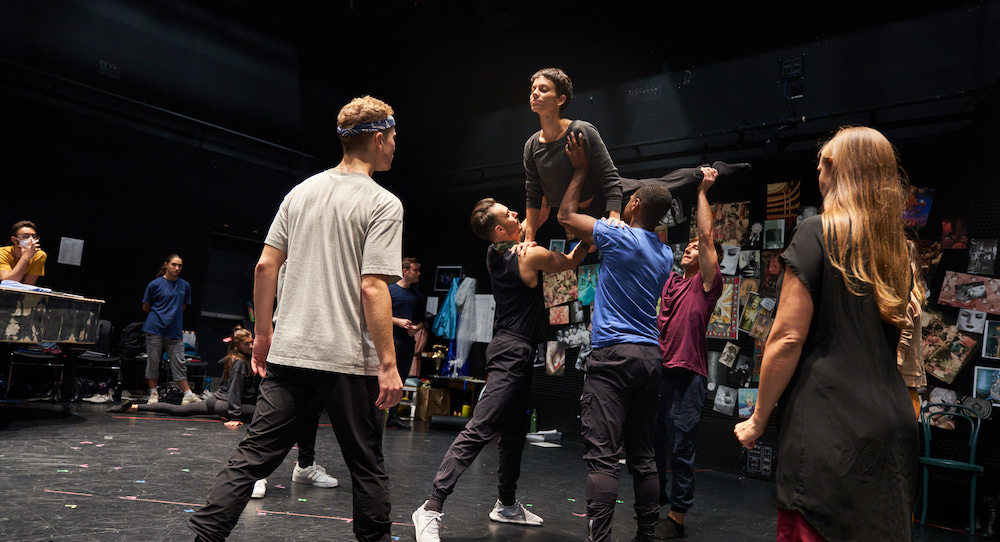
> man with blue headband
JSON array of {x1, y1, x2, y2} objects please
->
[{"x1": 190, "y1": 96, "x2": 404, "y2": 542}]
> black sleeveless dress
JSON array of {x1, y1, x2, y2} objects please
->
[{"x1": 776, "y1": 216, "x2": 917, "y2": 541}]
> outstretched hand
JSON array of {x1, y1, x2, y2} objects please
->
[
  {"x1": 565, "y1": 131, "x2": 589, "y2": 171},
  {"x1": 699, "y1": 166, "x2": 718, "y2": 191}
]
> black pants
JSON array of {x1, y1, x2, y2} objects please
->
[
  {"x1": 188, "y1": 364, "x2": 389, "y2": 542},
  {"x1": 580, "y1": 343, "x2": 662, "y2": 542},
  {"x1": 427, "y1": 331, "x2": 534, "y2": 510}
]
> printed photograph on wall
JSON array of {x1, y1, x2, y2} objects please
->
[
  {"x1": 719, "y1": 342, "x2": 740, "y2": 368},
  {"x1": 739, "y1": 388, "x2": 759, "y2": 419},
  {"x1": 739, "y1": 277, "x2": 760, "y2": 307},
  {"x1": 760, "y1": 250, "x2": 784, "y2": 298},
  {"x1": 984, "y1": 320, "x2": 1000, "y2": 360},
  {"x1": 752, "y1": 339, "x2": 765, "y2": 383},
  {"x1": 549, "y1": 305, "x2": 569, "y2": 325},
  {"x1": 923, "y1": 386, "x2": 961, "y2": 430},
  {"x1": 973, "y1": 366, "x2": 1000, "y2": 407},
  {"x1": 766, "y1": 181, "x2": 801, "y2": 226},
  {"x1": 968, "y1": 238, "x2": 998, "y2": 275},
  {"x1": 763, "y1": 219, "x2": 785, "y2": 250},
  {"x1": 921, "y1": 309, "x2": 980, "y2": 384},
  {"x1": 957, "y1": 309, "x2": 988, "y2": 334},
  {"x1": 739, "y1": 292, "x2": 765, "y2": 334},
  {"x1": 546, "y1": 341, "x2": 566, "y2": 376},
  {"x1": 706, "y1": 276, "x2": 740, "y2": 339},
  {"x1": 577, "y1": 264, "x2": 599, "y2": 306},
  {"x1": 713, "y1": 385, "x2": 737, "y2": 416},
  {"x1": 569, "y1": 300, "x2": 586, "y2": 324},
  {"x1": 548, "y1": 239, "x2": 566, "y2": 253},
  {"x1": 915, "y1": 240, "x2": 943, "y2": 288},
  {"x1": 543, "y1": 269, "x2": 578, "y2": 308},
  {"x1": 719, "y1": 245, "x2": 740, "y2": 276},
  {"x1": 749, "y1": 313, "x2": 775, "y2": 342},
  {"x1": 738, "y1": 249, "x2": 760, "y2": 278},
  {"x1": 937, "y1": 271, "x2": 1000, "y2": 315},
  {"x1": 941, "y1": 216, "x2": 969, "y2": 249},
  {"x1": 902, "y1": 186, "x2": 935, "y2": 230},
  {"x1": 556, "y1": 323, "x2": 590, "y2": 347},
  {"x1": 434, "y1": 266, "x2": 463, "y2": 292},
  {"x1": 747, "y1": 222, "x2": 763, "y2": 248},
  {"x1": 669, "y1": 243, "x2": 686, "y2": 276}
]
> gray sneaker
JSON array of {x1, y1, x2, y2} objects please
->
[{"x1": 488, "y1": 499, "x2": 543, "y2": 525}]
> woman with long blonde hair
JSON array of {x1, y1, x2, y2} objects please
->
[{"x1": 735, "y1": 126, "x2": 916, "y2": 541}]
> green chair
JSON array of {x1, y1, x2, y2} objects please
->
[{"x1": 917, "y1": 402, "x2": 984, "y2": 534}]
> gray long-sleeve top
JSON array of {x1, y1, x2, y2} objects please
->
[{"x1": 523, "y1": 119, "x2": 623, "y2": 214}]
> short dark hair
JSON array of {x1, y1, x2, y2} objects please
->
[
  {"x1": 633, "y1": 186, "x2": 673, "y2": 225},
  {"x1": 531, "y1": 68, "x2": 574, "y2": 113},
  {"x1": 470, "y1": 198, "x2": 501, "y2": 241},
  {"x1": 402, "y1": 257, "x2": 420, "y2": 270},
  {"x1": 10, "y1": 220, "x2": 36, "y2": 237}
]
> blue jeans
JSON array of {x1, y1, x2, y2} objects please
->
[{"x1": 654, "y1": 367, "x2": 706, "y2": 513}]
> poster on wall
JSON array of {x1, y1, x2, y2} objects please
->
[
  {"x1": 543, "y1": 269, "x2": 578, "y2": 308},
  {"x1": 706, "y1": 277, "x2": 740, "y2": 340},
  {"x1": 902, "y1": 186, "x2": 935, "y2": 230},
  {"x1": 739, "y1": 277, "x2": 760, "y2": 307},
  {"x1": 924, "y1": 387, "x2": 961, "y2": 430},
  {"x1": 549, "y1": 305, "x2": 569, "y2": 325},
  {"x1": 957, "y1": 309, "x2": 988, "y2": 334},
  {"x1": 689, "y1": 201, "x2": 750, "y2": 246},
  {"x1": 763, "y1": 220, "x2": 785, "y2": 250},
  {"x1": 937, "y1": 271, "x2": 1000, "y2": 315},
  {"x1": 921, "y1": 309, "x2": 980, "y2": 384},
  {"x1": 556, "y1": 323, "x2": 590, "y2": 347},
  {"x1": 914, "y1": 240, "x2": 943, "y2": 288}
]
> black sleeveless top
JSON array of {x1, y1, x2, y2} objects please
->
[{"x1": 487, "y1": 245, "x2": 545, "y2": 342}]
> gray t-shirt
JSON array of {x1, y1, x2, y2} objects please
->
[
  {"x1": 523, "y1": 119, "x2": 623, "y2": 214},
  {"x1": 264, "y1": 169, "x2": 403, "y2": 375}
]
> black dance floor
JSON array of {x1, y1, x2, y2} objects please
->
[{"x1": 0, "y1": 401, "x2": 979, "y2": 541}]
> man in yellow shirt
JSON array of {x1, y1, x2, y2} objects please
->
[{"x1": 0, "y1": 220, "x2": 46, "y2": 285}]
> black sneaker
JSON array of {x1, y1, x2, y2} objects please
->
[
  {"x1": 654, "y1": 516, "x2": 685, "y2": 539},
  {"x1": 106, "y1": 399, "x2": 132, "y2": 413}
]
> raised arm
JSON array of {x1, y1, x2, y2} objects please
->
[
  {"x1": 251, "y1": 244, "x2": 286, "y2": 377},
  {"x1": 524, "y1": 239, "x2": 590, "y2": 275},
  {"x1": 556, "y1": 132, "x2": 597, "y2": 245},
  {"x1": 695, "y1": 167, "x2": 719, "y2": 291},
  {"x1": 362, "y1": 274, "x2": 403, "y2": 409},
  {"x1": 734, "y1": 265, "x2": 813, "y2": 448}
]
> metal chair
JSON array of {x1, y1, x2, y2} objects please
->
[{"x1": 917, "y1": 402, "x2": 984, "y2": 534}]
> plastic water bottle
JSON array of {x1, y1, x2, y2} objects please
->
[{"x1": 529, "y1": 410, "x2": 538, "y2": 433}]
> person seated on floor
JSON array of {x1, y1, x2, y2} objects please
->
[
  {"x1": 108, "y1": 325, "x2": 338, "y2": 497},
  {"x1": 1, "y1": 220, "x2": 46, "y2": 285}
]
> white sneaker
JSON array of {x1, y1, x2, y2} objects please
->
[
  {"x1": 251, "y1": 479, "x2": 267, "y2": 499},
  {"x1": 488, "y1": 499, "x2": 543, "y2": 525},
  {"x1": 181, "y1": 391, "x2": 202, "y2": 405},
  {"x1": 292, "y1": 463, "x2": 338, "y2": 487},
  {"x1": 412, "y1": 501, "x2": 443, "y2": 542},
  {"x1": 83, "y1": 394, "x2": 112, "y2": 404},
  {"x1": 147, "y1": 390, "x2": 159, "y2": 404}
]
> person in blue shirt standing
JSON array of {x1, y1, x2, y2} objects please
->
[
  {"x1": 558, "y1": 132, "x2": 674, "y2": 542},
  {"x1": 142, "y1": 253, "x2": 199, "y2": 405}
]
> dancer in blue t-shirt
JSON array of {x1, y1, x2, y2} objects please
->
[{"x1": 557, "y1": 132, "x2": 674, "y2": 542}]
